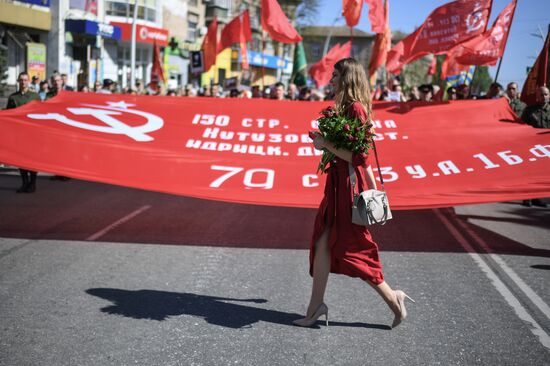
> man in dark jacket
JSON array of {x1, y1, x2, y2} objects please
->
[
  {"x1": 6, "y1": 72, "x2": 41, "y2": 193},
  {"x1": 521, "y1": 86, "x2": 549, "y2": 207}
]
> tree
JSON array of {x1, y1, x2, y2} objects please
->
[
  {"x1": 470, "y1": 66, "x2": 493, "y2": 96},
  {"x1": 295, "y1": 0, "x2": 321, "y2": 26},
  {"x1": 400, "y1": 56, "x2": 432, "y2": 89}
]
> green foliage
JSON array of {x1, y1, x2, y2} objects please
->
[
  {"x1": 316, "y1": 106, "x2": 375, "y2": 173},
  {"x1": 400, "y1": 56, "x2": 432, "y2": 89},
  {"x1": 470, "y1": 66, "x2": 493, "y2": 96},
  {"x1": 296, "y1": 0, "x2": 321, "y2": 26}
]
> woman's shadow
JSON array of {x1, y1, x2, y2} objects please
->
[{"x1": 86, "y1": 288, "x2": 390, "y2": 330}]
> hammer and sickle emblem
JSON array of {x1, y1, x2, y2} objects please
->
[{"x1": 27, "y1": 103, "x2": 164, "y2": 142}]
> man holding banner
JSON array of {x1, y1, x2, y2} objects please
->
[{"x1": 6, "y1": 72, "x2": 41, "y2": 193}]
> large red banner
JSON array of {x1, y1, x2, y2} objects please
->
[{"x1": 1, "y1": 93, "x2": 549, "y2": 209}]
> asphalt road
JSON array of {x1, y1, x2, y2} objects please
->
[{"x1": 0, "y1": 171, "x2": 549, "y2": 366}]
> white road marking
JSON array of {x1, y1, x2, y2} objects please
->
[
  {"x1": 434, "y1": 209, "x2": 550, "y2": 350},
  {"x1": 453, "y1": 214, "x2": 550, "y2": 321},
  {"x1": 86, "y1": 205, "x2": 151, "y2": 241}
]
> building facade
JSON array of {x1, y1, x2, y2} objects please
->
[
  {"x1": 300, "y1": 26, "x2": 374, "y2": 77},
  {"x1": 1, "y1": 0, "x2": 305, "y2": 94},
  {"x1": 0, "y1": 0, "x2": 51, "y2": 92}
]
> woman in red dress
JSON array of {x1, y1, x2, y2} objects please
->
[{"x1": 293, "y1": 58, "x2": 414, "y2": 328}]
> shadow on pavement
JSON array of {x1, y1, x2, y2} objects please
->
[
  {"x1": 86, "y1": 288, "x2": 390, "y2": 330},
  {"x1": 1, "y1": 174, "x2": 549, "y2": 257}
]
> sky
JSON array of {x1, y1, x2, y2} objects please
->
[{"x1": 316, "y1": 0, "x2": 550, "y2": 88}]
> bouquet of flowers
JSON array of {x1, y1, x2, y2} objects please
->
[{"x1": 314, "y1": 106, "x2": 375, "y2": 174}]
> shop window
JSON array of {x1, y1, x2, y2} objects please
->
[
  {"x1": 106, "y1": 0, "x2": 156, "y2": 22},
  {"x1": 106, "y1": 1, "x2": 128, "y2": 17},
  {"x1": 187, "y1": 21, "x2": 197, "y2": 42},
  {"x1": 311, "y1": 43, "x2": 321, "y2": 58}
]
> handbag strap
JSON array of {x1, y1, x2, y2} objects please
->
[{"x1": 349, "y1": 138, "x2": 385, "y2": 193}]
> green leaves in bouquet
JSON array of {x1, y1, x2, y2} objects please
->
[{"x1": 315, "y1": 106, "x2": 375, "y2": 174}]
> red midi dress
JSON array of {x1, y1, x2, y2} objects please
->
[{"x1": 309, "y1": 102, "x2": 385, "y2": 285}]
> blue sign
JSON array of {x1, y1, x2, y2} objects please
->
[
  {"x1": 65, "y1": 20, "x2": 121, "y2": 40},
  {"x1": 244, "y1": 50, "x2": 289, "y2": 70},
  {"x1": 19, "y1": 0, "x2": 50, "y2": 7}
]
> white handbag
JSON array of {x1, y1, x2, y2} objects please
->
[{"x1": 349, "y1": 140, "x2": 392, "y2": 226}]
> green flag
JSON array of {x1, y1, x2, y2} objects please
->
[{"x1": 292, "y1": 41, "x2": 307, "y2": 87}]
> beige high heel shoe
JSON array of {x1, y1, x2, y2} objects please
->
[
  {"x1": 293, "y1": 303, "x2": 329, "y2": 327},
  {"x1": 392, "y1": 290, "x2": 415, "y2": 329}
]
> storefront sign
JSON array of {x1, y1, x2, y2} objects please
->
[
  {"x1": 26, "y1": 43, "x2": 46, "y2": 82},
  {"x1": 18, "y1": 0, "x2": 50, "y2": 7},
  {"x1": 65, "y1": 20, "x2": 121, "y2": 40},
  {"x1": 111, "y1": 22, "x2": 169, "y2": 46},
  {"x1": 245, "y1": 51, "x2": 289, "y2": 70}
]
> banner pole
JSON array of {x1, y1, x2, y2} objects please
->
[
  {"x1": 350, "y1": 27, "x2": 354, "y2": 57},
  {"x1": 494, "y1": 57, "x2": 503, "y2": 84}
]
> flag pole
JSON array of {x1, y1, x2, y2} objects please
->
[
  {"x1": 493, "y1": 0, "x2": 518, "y2": 84},
  {"x1": 350, "y1": 27, "x2": 354, "y2": 57}
]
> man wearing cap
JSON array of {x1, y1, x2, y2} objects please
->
[
  {"x1": 30, "y1": 75, "x2": 41, "y2": 92},
  {"x1": 6, "y1": 72, "x2": 41, "y2": 193},
  {"x1": 418, "y1": 84, "x2": 434, "y2": 102},
  {"x1": 505, "y1": 82, "x2": 526, "y2": 117},
  {"x1": 447, "y1": 87, "x2": 458, "y2": 100}
]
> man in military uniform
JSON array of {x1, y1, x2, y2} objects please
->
[
  {"x1": 522, "y1": 86, "x2": 550, "y2": 129},
  {"x1": 505, "y1": 82, "x2": 526, "y2": 117},
  {"x1": 6, "y1": 72, "x2": 41, "y2": 193},
  {"x1": 521, "y1": 86, "x2": 549, "y2": 207}
]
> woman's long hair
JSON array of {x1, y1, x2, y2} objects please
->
[{"x1": 333, "y1": 58, "x2": 373, "y2": 121}]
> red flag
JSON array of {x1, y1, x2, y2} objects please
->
[
  {"x1": 150, "y1": 41, "x2": 165, "y2": 92},
  {"x1": 368, "y1": 0, "x2": 390, "y2": 79},
  {"x1": 201, "y1": 17, "x2": 218, "y2": 73},
  {"x1": 452, "y1": 0, "x2": 517, "y2": 67},
  {"x1": 343, "y1": 0, "x2": 363, "y2": 28},
  {"x1": 365, "y1": 0, "x2": 386, "y2": 33},
  {"x1": 309, "y1": 41, "x2": 352, "y2": 87},
  {"x1": 219, "y1": 10, "x2": 252, "y2": 51},
  {"x1": 386, "y1": 0, "x2": 492, "y2": 74},
  {"x1": 261, "y1": 0, "x2": 302, "y2": 44},
  {"x1": 240, "y1": 10, "x2": 251, "y2": 69},
  {"x1": 521, "y1": 29, "x2": 550, "y2": 105},
  {"x1": 440, "y1": 53, "x2": 471, "y2": 81},
  {"x1": 219, "y1": 10, "x2": 252, "y2": 69}
]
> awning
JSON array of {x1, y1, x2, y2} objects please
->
[{"x1": 65, "y1": 20, "x2": 121, "y2": 40}]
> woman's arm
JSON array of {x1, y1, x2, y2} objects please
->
[
  {"x1": 311, "y1": 131, "x2": 378, "y2": 189},
  {"x1": 365, "y1": 165, "x2": 378, "y2": 190},
  {"x1": 310, "y1": 131, "x2": 353, "y2": 162}
]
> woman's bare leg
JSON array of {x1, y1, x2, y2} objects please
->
[
  {"x1": 367, "y1": 280, "x2": 400, "y2": 315},
  {"x1": 305, "y1": 227, "x2": 331, "y2": 317}
]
